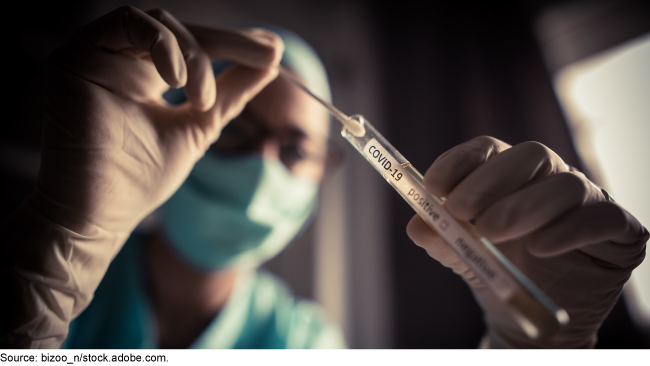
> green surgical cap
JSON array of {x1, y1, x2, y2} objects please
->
[{"x1": 269, "y1": 26, "x2": 331, "y2": 103}]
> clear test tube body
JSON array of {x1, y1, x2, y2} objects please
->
[{"x1": 341, "y1": 114, "x2": 569, "y2": 340}]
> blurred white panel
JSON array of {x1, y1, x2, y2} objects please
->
[{"x1": 554, "y1": 33, "x2": 650, "y2": 326}]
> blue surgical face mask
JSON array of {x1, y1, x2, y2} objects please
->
[{"x1": 158, "y1": 152, "x2": 318, "y2": 271}]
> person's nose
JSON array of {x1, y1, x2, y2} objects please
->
[{"x1": 258, "y1": 138, "x2": 281, "y2": 161}]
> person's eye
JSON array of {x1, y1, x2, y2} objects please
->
[
  {"x1": 211, "y1": 119, "x2": 258, "y2": 152},
  {"x1": 218, "y1": 123, "x2": 248, "y2": 144},
  {"x1": 280, "y1": 144, "x2": 306, "y2": 167}
]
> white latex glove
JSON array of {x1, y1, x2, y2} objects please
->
[
  {"x1": 0, "y1": 6, "x2": 283, "y2": 348},
  {"x1": 406, "y1": 136, "x2": 648, "y2": 348},
  {"x1": 35, "y1": 7, "x2": 283, "y2": 235}
]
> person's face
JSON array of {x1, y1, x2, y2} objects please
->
[{"x1": 211, "y1": 73, "x2": 330, "y2": 182}]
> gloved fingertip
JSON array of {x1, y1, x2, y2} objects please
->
[
  {"x1": 187, "y1": 80, "x2": 217, "y2": 112},
  {"x1": 174, "y1": 52, "x2": 188, "y2": 88},
  {"x1": 406, "y1": 214, "x2": 441, "y2": 245},
  {"x1": 405, "y1": 215, "x2": 420, "y2": 241},
  {"x1": 191, "y1": 95, "x2": 213, "y2": 112},
  {"x1": 203, "y1": 80, "x2": 217, "y2": 111},
  {"x1": 641, "y1": 228, "x2": 650, "y2": 245}
]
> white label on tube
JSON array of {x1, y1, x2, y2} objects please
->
[{"x1": 363, "y1": 138, "x2": 517, "y2": 301}]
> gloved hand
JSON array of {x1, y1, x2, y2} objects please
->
[
  {"x1": 406, "y1": 136, "x2": 648, "y2": 348},
  {"x1": 0, "y1": 6, "x2": 283, "y2": 348},
  {"x1": 34, "y1": 6, "x2": 283, "y2": 235}
]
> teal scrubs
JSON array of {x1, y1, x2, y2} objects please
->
[{"x1": 63, "y1": 235, "x2": 345, "y2": 349}]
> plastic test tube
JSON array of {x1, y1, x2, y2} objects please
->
[
  {"x1": 340, "y1": 114, "x2": 569, "y2": 340},
  {"x1": 278, "y1": 67, "x2": 569, "y2": 339}
]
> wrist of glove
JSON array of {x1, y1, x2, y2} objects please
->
[
  {"x1": 1, "y1": 5, "x2": 284, "y2": 349},
  {"x1": 0, "y1": 200, "x2": 130, "y2": 348}
]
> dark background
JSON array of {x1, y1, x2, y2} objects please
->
[{"x1": 2, "y1": 0, "x2": 649, "y2": 348}]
